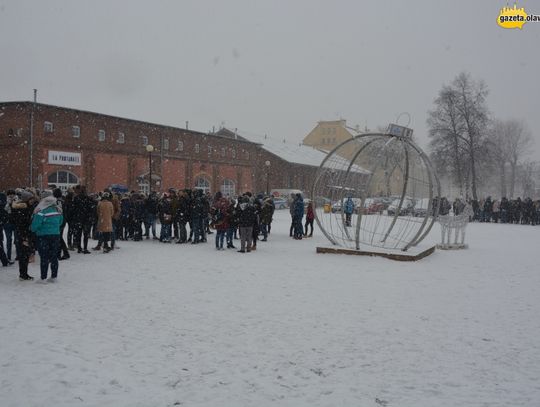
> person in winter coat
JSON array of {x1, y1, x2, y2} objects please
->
[
  {"x1": 175, "y1": 190, "x2": 190, "y2": 244},
  {"x1": 293, "y1": 193, "x2": 305, "y2": 239},
  {"x1": 259, "y1": 197, "x2": 274, "y2": 241},
  {"x1": 344, "y1": 196, "x2": 354, "y2": 227},
  {"x1": 72, "y1": 185, "x2": 93, "y2": 253},
  {"x1": 53, "y1": 188, "x2": 70, "y2": 260},
  {"x1": 304, "y1": 201, "x2": 315, "y2": 237},
  {"x1": 210, "y1": 191, "x2": 230, "y2": 250},
  {"x1": 2, "y1": 189, "x2": 17, "y2": 262},
  {"x1": 226, "y1": 198, "x2": 237, "y2": 249},
  {"x1": 31, "y1": 190, "x2": 63, "y2": 282},
  {"x1": 93, "y1": 192, "x2": 114, "y2": 252},
  {"x1": 158, "y1": 193, "x2": 174, "y2": 242},
  {"x1": 237, "y1": 196, "x2": 256, "y2": 252},
  {"x1": 144, "y1": 191, "x2": 159, "y2": 239},
  {"x1": 0, "y1": 192, "x2": 14, "y2": 267},
  {"x1": 191, "y1": 189, "x2": 207, "y2": 244},
  {"x1": 11, "y1": 190, "x2": 37, "y2": 280}
]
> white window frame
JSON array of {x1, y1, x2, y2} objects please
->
[
  {"x1": 44, "y1": 121, "x2": 54, "y2": 133},
  {"x1": 177, "y1": 140, "x2": 184, "y2": 151},
  {"x1": 142, "y1": 136, "x2": 149, "y2": 146},
  {"x1": 194, "y1": 177, "x2": 211, "y2": 194},
  {"x1": 231, "y1": 148, "x2": 236, "y2": 159},
  {"x1": 163, "y1": 138, "x2": 169, "y2": 150},
  {"x1": 221, "y1": 179, "x2": 236, "y2": 197},
  {"x1": 71, "y1": 125, "x2": 80, "y2": 138},
  {"x1": 98, "y1": 129, "x2": 106, "y2": 142},
  {"x1": 195, "y1": 143, "x2": 200, "y2": 153},
  {"x1": 221, "y1": 147, "x2": 226, "y2": 158},
  {"x1": 117, "y1": 132, "x2": 125, "y2": 144},
  {"x1": 208, "y1": 145, "x2": 212, "y2": 157}
]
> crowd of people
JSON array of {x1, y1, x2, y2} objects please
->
[
  {"x1": 435, "y1": 196, "x2": 540, "y2": 225},
  {"x1": 0, "y1": 187, "x2": 316, "y2": 283}
]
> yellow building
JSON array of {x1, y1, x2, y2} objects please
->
[
  {"x1": 302, "y1": 119, "x2": 356, "y2": 154},
  {"x1": 302, "y1": 120, "x2": 409, "y2": 197}
]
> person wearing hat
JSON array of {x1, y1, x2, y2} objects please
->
[{"x1": 31, "y1": 189, "x2": 64, "y2": 283}]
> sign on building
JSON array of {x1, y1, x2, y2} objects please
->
[{"x1": 48, "y1": 151, "x2": 82, "y2": 166}]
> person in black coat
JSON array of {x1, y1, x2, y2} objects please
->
[
  {"x1": 72, "y1": 185, "x2": 94, "y2": 254},
  {"x1": 0, "y1": 192, "x2": 14, "y2": 267},
  {"x1": 53, "y1": 188, "x2": 70, "y2": 260},
  {"x1": 11, "y1": 191, "x2": 36, "y2": 280},
  {"x1": 175, "y1": 190, "x2": 190, "y2": 243},
  {"x1": 237, "y1": 196, "x2": 256, "y2": 253}
]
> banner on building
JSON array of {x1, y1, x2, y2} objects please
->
[{"x1": 48, "y1": 151, "x2": 82, "y2": 166}]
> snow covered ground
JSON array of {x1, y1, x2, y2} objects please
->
[{"x1": 1, "y1": 211, "x2": 540, "y2": 407}]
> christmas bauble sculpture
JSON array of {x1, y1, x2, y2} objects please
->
[{"x1": 312, "y1": 132, "x2": 440, "y2": 252}]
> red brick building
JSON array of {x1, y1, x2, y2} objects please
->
[{"x1": 0, "y1": 102, "x2": 323, "y2": 196}]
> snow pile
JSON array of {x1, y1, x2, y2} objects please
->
[{"x1": 1, "y1": 212, "x2": 539, "y2": 407}]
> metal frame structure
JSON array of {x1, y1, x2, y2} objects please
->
[{"x1": 312, "y1": 132, "x2": 441, "y2": 252}]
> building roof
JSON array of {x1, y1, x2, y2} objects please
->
[
  {"x1": 221, "y1": 127, "x2": 331, "y2": 167},
  {"x1": 220, "y1": 128, "x2": 369, "y2": 174}
]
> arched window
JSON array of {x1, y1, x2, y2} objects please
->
[
  {"x1": 221, "y1": 179, "x2": 236, "y2": 197},
  {"x1": 47, "y1": 170, "x2": 79, "y2": 192},
  {"x1": 194, "y1": 177, "x2": 211, "y2": 194}
]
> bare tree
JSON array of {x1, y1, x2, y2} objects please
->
[
  {"x1": 488, "y1": 119, "x2": 510, "y2": 197},
  {"x1": 501, "y1": 120, "x2": 533, "y2": 197},
  {"x1": 427, "y1": 72, "x2": 489, "y2": 200}
]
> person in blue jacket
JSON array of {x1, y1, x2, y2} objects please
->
[
  {"x1": 31, "y1": 190, "x2": 64, "y2": 283},
  {"x1": 293, "y1": 193, "x2": 304, "y2": 239},
  {"x1": 344, "y1": 196, "x2": 354, "y2": 227}
]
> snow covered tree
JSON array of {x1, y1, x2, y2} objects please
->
[{"x1": 427, "y1": 72, "x2": 489, "y2": 200}]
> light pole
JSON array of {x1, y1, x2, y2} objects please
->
[
  {"x1": 265, "y1": 160, "x2": 271, "y2": 195},
  {"x1": 146, "y1": 144, "x2": 154, "y2": 193}
]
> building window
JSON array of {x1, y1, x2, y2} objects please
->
[
  {"x1": 44, "y1": 121, "x2": 54, "y2": 133},
  {"x1": 231, "y1": 148, "x2": 236, "y2": 158},
  {"x1": 98, "y1": 129, "x2": 106, "y2": 142},
  {"x1": 17, "y1": 128, "x2": 23, "y2": 137},
  {"x1": 195, "y1": 143, "x2": 200, "y2": 153},
  {"x1": 221, "y1": 179, "x2": 236, "y2": 197},
  {"x1": 163, "y1": 138, "x2": 169, "y2": 150},
  {"x1": 117, "y1": 132, "x2": 125, "y2": 144},
  {"x1": 208, "y1": 145, "x2": 212, "y2": 157},
  {"x1": 194, "y1": 177, "x2": 211, "y2": 194},
  {"x1": 48, "y1": 170, "x2": 79, "y2": 192},
  {"x1": 177, "y1": 140, "x2": 184, "y2": 151},
  {"x1": 245, "y1": 151, "x2": 250, "y2": 160},
  {"x1": 142, "y1": 136, "x2": 149, "y2": 146},
  {"x1": 221, "y1": 147, "x2": 226, "y2": 158},
  {"x1": 71, "y1": 126, "x2": 80, "y2": 138}
]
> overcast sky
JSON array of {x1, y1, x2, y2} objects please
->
[{"x1": 1, "y1": 0, "x2": 539, "y2": 159}]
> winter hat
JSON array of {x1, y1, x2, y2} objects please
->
[
  {"x1": 40, "y1": 189, "x2": 53, "y2": 199},
  {"x1": 102, "y1": 192, "x2": 111, "y2": 200},
  {"x1": 20, "y1": 190, "x2": 34, "y2": 202}
]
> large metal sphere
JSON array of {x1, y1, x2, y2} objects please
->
[{"x1": 312, "y1": 133, "x2": 440, "y2": 252}]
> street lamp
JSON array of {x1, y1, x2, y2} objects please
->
[
  {"x1": 265, "y1": 160, "x2": 271, "y2": 195},
  {"x1": 146, "y1": 144, "x2": 154, "y2": 193}
]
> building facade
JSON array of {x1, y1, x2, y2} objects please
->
[{"x1": 0, "y1": 102, "x2": 321, "y2": 196}]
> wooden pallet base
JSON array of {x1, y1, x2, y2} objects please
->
[{"x1": 316, "y1": 245, "x2": 436, "y2": 262}]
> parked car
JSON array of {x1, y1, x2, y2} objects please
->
[
  {"x1": 387, "y1": 198, "x2": 415, "y2": 216},
  {"x1": 361, "y1": 197, "x2": 386, "y2": 214},
  {"x1": 413, "y1": 198, "x2": 431, "y2": 217},
  {"x1": 273, "y1": 197, "x2": 288, "y2": 209}
]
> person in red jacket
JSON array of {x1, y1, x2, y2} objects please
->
[
  {"x1": 211, "y1": 191, "x2": 230, "y2": 250},
  {"x1": 304, "y1": 201, "x2": 315, "y2": 237}
]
